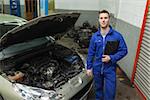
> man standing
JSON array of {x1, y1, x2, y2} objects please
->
[{"x1": 86, "y1": 10, "x2": 128, "y2": 100}]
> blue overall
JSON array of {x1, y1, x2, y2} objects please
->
[{"x1": 86, "y1": 26, "x2": 128, "y2": 100}]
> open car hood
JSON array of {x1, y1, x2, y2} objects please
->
[{"x1": 0, "y1": 12, "x2": 80, "y2": 49}]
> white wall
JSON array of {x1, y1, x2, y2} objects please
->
[
  {"x1": 3, "y1": 0, "x2": 9, "y2": 5},
  {"x1": 114, "y1": 0, "x2": 120, "y2": 17},
  {"x1": 99, "y1": 0, "x2": 116, "y2": 15},
  {"x1": 20, "y1": 0, "x2": 24, "y2": 5},
  {"x1": 55, "y1": 0, "x2": 101, "y2": 11},
  {"x1": 116, "y1": 0, "x2": 147, "y2": 79},
  {"x1": 117, "y1": 0, "x2": 147, "y2": 27},
  {"x1": 55, "y1": 0, "x2": 120, "y2": 17},
  {"x1": 55, "y1": 0, "x2": 120, "y2": 19}
]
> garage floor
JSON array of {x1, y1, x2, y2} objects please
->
[{"x1": 57, "y1": 35, "x2": 143, "y2": 100}]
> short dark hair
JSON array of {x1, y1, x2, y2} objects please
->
[{"x1": 99, "y1": 10, "x2": 110, "y2": 18}]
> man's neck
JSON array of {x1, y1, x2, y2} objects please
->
[{"x1": 101, "y1": 26, "x2": 110, "y2": 36}]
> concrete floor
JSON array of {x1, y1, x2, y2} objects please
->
[{"x1": 58, "y1": 35, "x2": 143, "y2": 100}]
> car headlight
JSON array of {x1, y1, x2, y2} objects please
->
[{"x1": 12, "y1": 83, "x2": 63, "y2": 100}]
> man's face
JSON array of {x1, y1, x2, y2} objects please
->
[{"x1": 98, "y1": 13, "x2": 110, "y2": 28}]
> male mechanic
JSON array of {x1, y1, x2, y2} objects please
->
[{"x1": 86, "y1": 10, "x2": 128, "y2": 100}]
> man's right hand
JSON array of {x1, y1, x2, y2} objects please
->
[{"x1": 86, "y1": 69, "x2": 93, "y2": 77}]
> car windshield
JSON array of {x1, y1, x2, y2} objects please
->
[{"x1": 0, "y1": 36, "x2": 54, "y2": 60}]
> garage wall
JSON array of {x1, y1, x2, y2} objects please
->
[
  {"x1": 55, "y1": 0, "x2": 120, "y2": 17},
  {"x1": 55, "y1": 0, "x2": 100, "y2": 11},
  {"x1": 117, "y1": 0, "x2": 146, "y2": 27},
  {"x1": 99, "y1": 0, "x2": 119, "y2": 17},
  {"x1": 116, "y1": 0, "x2": 147, "y2": 79}
]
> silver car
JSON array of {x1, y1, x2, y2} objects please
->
[
  {"x1": 0, "y1": 12, "x2": 93, "y2": 100},
  {"x1": 0, "y1": 14, "x2": 27, "y2": 37}
]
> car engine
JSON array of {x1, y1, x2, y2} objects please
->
[{"x1": 3, "y1": 44, "x2": 84, "y2": 90}]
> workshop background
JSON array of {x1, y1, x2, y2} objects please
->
[{"x1": 0, "y1": 0, "x2": 150, "y2": 99}]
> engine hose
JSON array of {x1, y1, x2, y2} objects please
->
[
  {"x1": 55, "y1": 80, "x2": 66, "y2": 88},
  {"x1": 67, "y1": 69, "x2": 80, "y2": 75},
  {"x1": 53, "y1": 74, "x2": 61, "y2": 81}
]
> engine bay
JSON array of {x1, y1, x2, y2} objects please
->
[{"x1": 2, "y1": 44, "x2": 84, "y2": 90}]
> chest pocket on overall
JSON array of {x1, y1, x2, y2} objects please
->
[{"x1": 104, "y1": 40, "x2": 119, "y2": 55}]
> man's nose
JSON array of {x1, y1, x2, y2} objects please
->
[{"x1": 102, "y1": 18, "x2": 105, "y2": 21}]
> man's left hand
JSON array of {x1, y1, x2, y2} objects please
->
[{"x1": 102, "y1": 55, "x2": 111, "y2": 63}]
